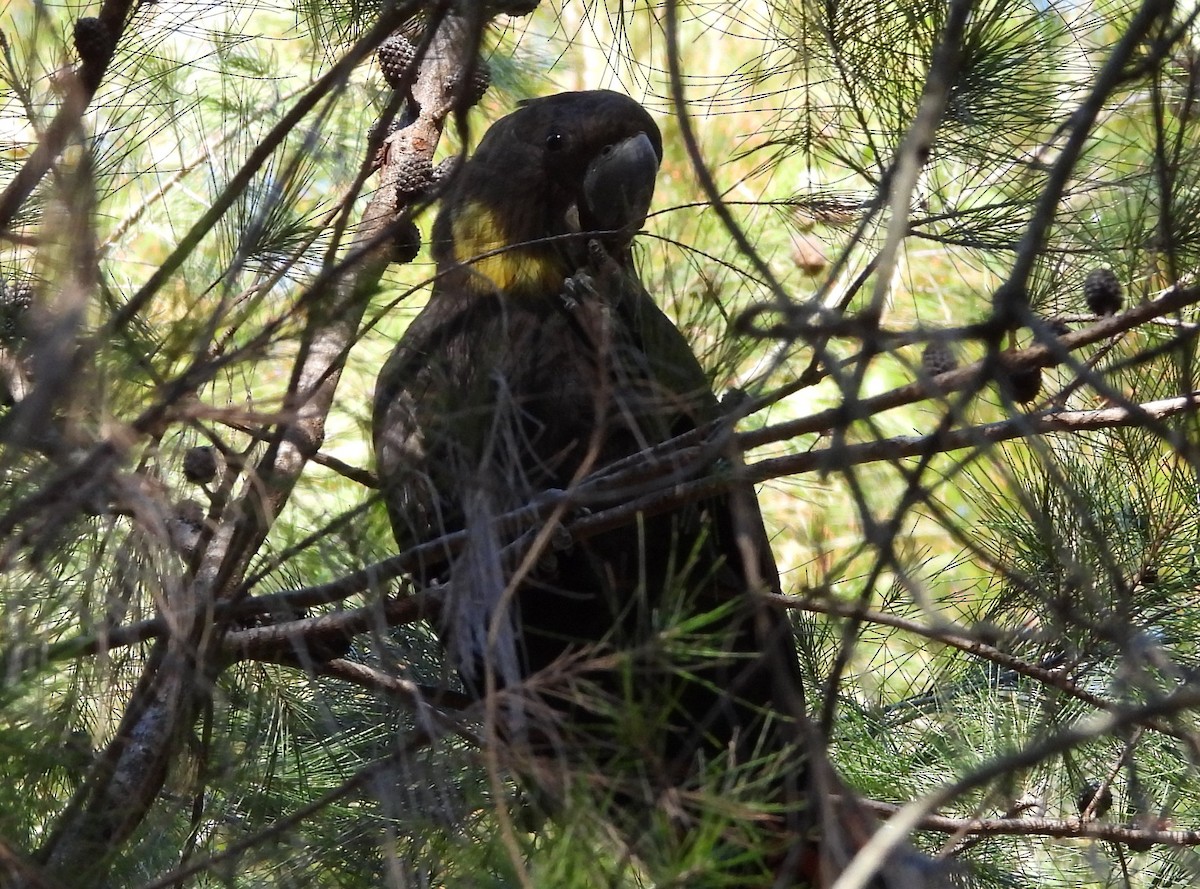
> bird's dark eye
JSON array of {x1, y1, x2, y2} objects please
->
[{"x1": 545, "y1": 131, "x2": 565, "y2": 151}]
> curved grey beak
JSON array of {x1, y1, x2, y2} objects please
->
[{"x1": 581, "y1": 131, "x2": 659, "y2": 242}]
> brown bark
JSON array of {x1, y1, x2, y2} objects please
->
[{"x1": 32, "y1": 8, "x2": 489, "y2": 885}]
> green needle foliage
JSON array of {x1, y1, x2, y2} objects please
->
[{"x1": 2, "y1": 0, "x2": 1200, "y2": 886}]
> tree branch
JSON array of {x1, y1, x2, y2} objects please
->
[
  {"x1": 35, "y1": 7, "x2": 486, "y2": 881},
  {"x1": 0, "y1": 0, "x2": 136, "y2": 231},
  {"x1": 793, "y1": 595, "x2": 1200, "y2": 746},
  {"x1": 863, "y1": 798, "x2": 1197, "y2": 848}
]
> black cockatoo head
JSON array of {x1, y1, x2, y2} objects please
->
[{"x1": 431, "y1": 90, "x2": 663, "y2": 296}]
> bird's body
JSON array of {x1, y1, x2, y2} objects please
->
[{"x1": 372, "y1": 90, "x2": 930, "y2": 886}]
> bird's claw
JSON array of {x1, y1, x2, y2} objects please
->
[
  {"x1": 550, "y1": 521, "x2": 573, "y2": 552},
  {"x1": 561, "y1": 240, "x2": 625, "y2": 310},
  {"x1": 560, "y1": 269, "x2": 598, "y2": 310},
  {"x1": 585, "y1": 238, "x2": 620, "y2": 277}
]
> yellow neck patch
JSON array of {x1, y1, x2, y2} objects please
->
[{"x1": 450, "y1": 201, "x2": 564, "y2": 296}]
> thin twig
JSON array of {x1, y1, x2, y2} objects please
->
[{"x1": 861, "y1": 798, "x2": 1199, "y2": 847}]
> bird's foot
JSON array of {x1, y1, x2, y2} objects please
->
[
  {"x1": 531, "y1": 520, "x2": 574, "y2": 574},
  {"x1": 535, "y1": 548, "x2": 559, "y2": 574},
  {"x1": 550, "y1": 520, "x2": 573, "y2": 551},
  {"x1": 585, "y1": 238, "x2": 621, "y2": 277},
  {"x1": 561, "y1": 240, "x2": 625, "y2": 310},
  {"x1": 560, "y1": 268, "x2": 598, "y2": 310}
]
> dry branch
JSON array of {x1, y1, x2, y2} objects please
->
[
  {"x1": 49, "y1": 383, "x2": 1200, "y2": 679},
  {"x1": 0, "y1": 0, "x2": 136, "y2": 231},
  {"x1": 862, "y1": 798, "x2": 1200, "y2": 848},
  {"x1": 33, "y1": 6, "x2": 488, "y2": 881}
]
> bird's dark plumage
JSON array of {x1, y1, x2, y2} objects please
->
[{"x1": 372, "y1": 90, "x2": 933, "y2": 886}]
